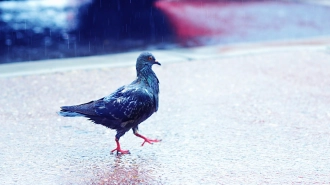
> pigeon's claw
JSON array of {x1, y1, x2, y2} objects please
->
[
  {"x1": 141, "y1": 138, "x2": 161, "y2": 146},
  {"x1": 111, "y1": 138, "x2": 130, "y2": 155},
  {"x1": 134, "y1": 132, "x2": 161, "y2": 146},
  {"x1": 111, "y1": 148, "x2": 130, "y2": 155}
]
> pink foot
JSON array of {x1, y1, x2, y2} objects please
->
[
  {"x1": 111, "y1": 138, "x2": 130, "y2": 155},
  {"x1": 111, "y1": 148, "x2": 130, "y2": 155},
  {"x1": 141, "y1": 138, "x2": 161, "y2": 146},
  {"x1": 134, "y1": 133, "x2": 162, "y2": 146}
]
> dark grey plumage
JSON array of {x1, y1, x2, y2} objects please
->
[{"x1": 59, "y1": 52, "x2": 161, "y2": 154}]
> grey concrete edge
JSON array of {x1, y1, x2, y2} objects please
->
[{"x1": 1, "y1": 36, "x2": 330, "y2": 78}]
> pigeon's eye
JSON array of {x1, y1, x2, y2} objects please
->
[{"x1": 148, "y1": 56, "x2": 153, "y2": 61}]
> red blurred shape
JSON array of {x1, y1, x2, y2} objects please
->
[
  {"x1": 154, "y1": 0, "x2": 330, "y2": 46},
  {"x1": 154, "y1": 1, "x2": 252, "y2": 40}
]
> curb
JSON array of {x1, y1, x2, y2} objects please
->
[{"x1": 0, "y1": 36, "x2": 330, "y2": 78}]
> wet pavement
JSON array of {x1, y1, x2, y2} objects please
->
[{"x1": 1, "y1": 39, "x2": 330, "y2": 184}]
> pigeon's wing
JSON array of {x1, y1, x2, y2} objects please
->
[
  {"x1": 60, "y1": 85, "x2": 155, "y2": 129},
  {"x1": 93, "y1": 85, "x2": 156, "y2": 128}
]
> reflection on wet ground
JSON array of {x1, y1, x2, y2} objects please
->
[
  {"x1": 1, "y1": 48, "x2": 330, "y2": 183},
  {"x1": 65, "y1": 153, "x2": 160, "y2": 184}
]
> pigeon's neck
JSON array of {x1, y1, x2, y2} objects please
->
[
  {"x1": 137, "y1": 65, "x2": 160, "y2": 112},
  {"x1": 137, "y1": 66, "x2": 155, "y2": 79},
  {"x1": 137, "y1": 66, "x2": 159, "y2": 89}
]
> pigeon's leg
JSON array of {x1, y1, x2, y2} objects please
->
[
  {"x1": 111, "y1": 131, "x2": 130, "y2": 155},
  {"x1": 133, "y1": 127, "x2": 161, "y2": 146},
  {"x1": 111, "y1": 138, "x2": 130, "y2": 155}
]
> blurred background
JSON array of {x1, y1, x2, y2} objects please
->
[{"x1": 0, "y1": 0, "x2": 329, "y2": 64}]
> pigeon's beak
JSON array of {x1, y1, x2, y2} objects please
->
[{"x1": 154, "y1": 60, "x2": 161, "y2": 66}]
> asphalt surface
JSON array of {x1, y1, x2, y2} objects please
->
[{"x1": 1, "y1": 38, "x2": 330, "y2": 184}]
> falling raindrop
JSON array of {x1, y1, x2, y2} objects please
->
[
  {"x1": 117, "y1": 0, "x2": 120, "y2": 11},
  {"x1": 67, "y1": 36, "x2": 70, "y2": 49},
  {"x1": 74, "y1": 42, "x2": 77, "y2": 56}
]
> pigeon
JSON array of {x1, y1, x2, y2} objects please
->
[{"x1": 58, "y1": 52, "x2": 161, "y2": 155}]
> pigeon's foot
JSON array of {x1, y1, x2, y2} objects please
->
[
  {"x1": 134, "y1": 133, "x2": 162, "y2": 146},
  {"x1": 111, "y1": 138, "x2": 130, "y2": 155},
  {"x1": 141, "y1": 138, "x2": 161, "y2": 146},
  {"x1": 111, "y1": 148, "x2": 130, "y2": 155}
]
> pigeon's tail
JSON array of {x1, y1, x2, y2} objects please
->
[
  {"x1": 58, "y1": 101, "x2": 97, "y2": 117},
  {"x1": 58, "y1": 105, "x2": 86, "y2": 117},
  {"x1": 58, "y1": 110, "x2": 85, "y2": 117}
]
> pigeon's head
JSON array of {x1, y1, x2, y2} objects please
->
[{"x1": 136, "y1": 52, "x2": 161, "y2": 70}]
